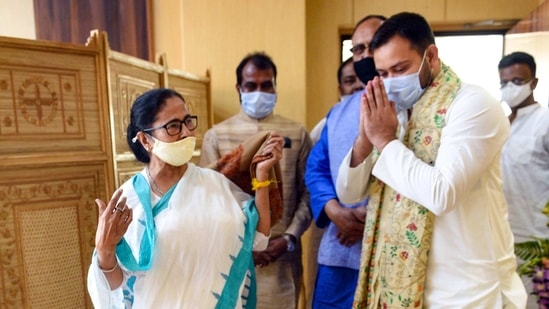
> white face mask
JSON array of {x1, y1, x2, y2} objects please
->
[
  {"x1": 150, "y1": 136, "x2": 196, "y2": 166},
  {"x1": 500, "y1": 81, "x2": 532, "y2": 108},
  {"x1": 383, "y1": 52, "x2": 430, "y2": 111},
  {"x1": 240, "y1": 91, "x2": 277, "y2": 118}
]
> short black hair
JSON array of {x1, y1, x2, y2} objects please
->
[
  {"x1": 370, "y1": 12, "x2": 435, "y2": 55},
  {"x1": 498, "y1": 51, "x2": 536, "y2": 76},
  {"x1": 126, "y1": 88, "x2": 185, "y2": 163},
  {"x1": 236, "y1": 52, "x2": 277, "y2": 86},
  {"x1": 351, "y1": 15, "x2": 387, "y2": 37},
  {"x1": 337, "y1": 57, "x2": 354, "y2": 84}
]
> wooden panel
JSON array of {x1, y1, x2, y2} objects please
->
[
  {"x1": 0, "y1": 40, "x2": 107, "y2": 165},
  {"x1": 166, "y1": 69, "x2": 212, "y2": 151},
  {"x1": 108, "y1": 56, "x2": 162, "y2": 156},
  {"x1": 0, "y1": 163, "x2": 106, "y2": 309},
  {"x1": 107, "y1": 50, "x2": 163, "y2": 187},
  {"x1": 0, "y1": 30, "x2": 211, "y2": 308},
  {"x1": 508, "y1": 0, "x2": 549, "y2": 33},
  {"x1": 0, "y1": 33, "x2": 112, "y2": 309}
]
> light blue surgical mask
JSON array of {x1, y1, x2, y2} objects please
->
[
  {"x1": 240, "y1": 91, "x2": 277, "y2": 119},
  {"x1": 383, "y1": 51, "x2": 430, "y2": 111}
]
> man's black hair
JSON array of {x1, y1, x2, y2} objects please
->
[
  {"x1": 369, "y1": 12, "x2": 435, "y2": 54},
  {"x1": 127, "y1": 88, "x2": 185, "y2": 163},
  {"x1": 498, "y1": 51, "x2": 536, "y2": 76},
  {"x1": 236, "y1": 52, "x2": 277, "y2": 85}
]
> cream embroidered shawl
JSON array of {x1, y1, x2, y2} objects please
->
[{"x1": 353, "y1": 63, "x2": 461, "y2": 309}]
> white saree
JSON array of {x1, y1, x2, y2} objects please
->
[{"x1": 88, "y1": 163, "x2": 268, "y2": 308}]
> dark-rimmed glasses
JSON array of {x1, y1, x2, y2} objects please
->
[
  {"x1": 349, "y1": 43, "x2": 368, "y2": 56},
  {"x1": 143, "y1": 115, "x2": 198, "y2": 136}
]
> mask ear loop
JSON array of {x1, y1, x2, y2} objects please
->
[
  {"x1": 418, "y1": 50, "x2": 427, "y2": 74},
  {"x1": 419, "y1": 49, "x2": 434, "y2": 89},
  {"x1": 132, "y1": 133, "x2": 154, "y2": 152}
]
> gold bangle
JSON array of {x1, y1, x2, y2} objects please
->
[
  {"x1": 251, "y1": 178, "x2": 274, "y2": 191},
  {"x1": 99, "y1": 262, "x2": 118, "y2": 273}
]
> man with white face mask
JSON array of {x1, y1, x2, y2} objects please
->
[
  {"x1": 498, "y1": 51, "x2": 549, "y2": 309},
  {"x1": 200, "y1": 52, "x2": 312, "y2": 309},
  {"x1": 335, "y1": 12, "x2": 526, "y2": 308}
]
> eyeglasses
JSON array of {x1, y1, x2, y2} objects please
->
[
  {"x1": 349, "y1": 43, "x2": 368, "y2": 56},
  {"x1": 500, "y1": 78, "x2": 533, "y2": 88},
  {"x1": 143, "y1": 115, "x2": 198, "y2": 136}
]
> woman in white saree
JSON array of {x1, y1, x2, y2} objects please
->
[{"x1": 87, "y1": 88, "x2": 283, "y2": 308}]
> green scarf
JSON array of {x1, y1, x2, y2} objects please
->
[{"x1": 353, "y1": 63, "x2": 461, "y2": 308}]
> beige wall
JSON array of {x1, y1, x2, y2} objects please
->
[
  {"x1": 154, "y1": 0, "x2": 307, "y2": 125},
  {"x1": 305, "y1": 0, "x2": 354, "y2": 130},
  {"x1": 0, "y1": 0, "x2": 35, "y2": 39}
]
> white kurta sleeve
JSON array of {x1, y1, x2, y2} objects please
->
[
  {"x1": 371, "y1": 86, "x2": 509, "y2": 216},
  {"x1": 252, "y1": 231, "x2": 271, "y2": 251},
  {"x1": 87, "y1": 254, "x2": 125, "y2": 309},
  {"x1": 336, "y1": 147, "x2": 375, "y2": 204}
]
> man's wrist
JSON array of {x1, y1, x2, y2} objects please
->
[
  {"x1": 282, "y1": 234, "x2": 296, "y2": 252},
  {"x1": 351, "y1": 136, "x2": 373, "y2": 167},
  {"x1": 375, "y1": 136, "x2": 397, "y2": 152},
  {"x1": 324, "y1": 199, "x2": 341, "y2": 220}
]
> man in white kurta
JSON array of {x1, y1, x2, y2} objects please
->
[
  {"x1": 335, "y1": 12, "x2": 526, "y2": 308},
  {"x1": 498, "y1": 51, "x2": 549, "y2": 244},
  {"x1": 337, "y1": 86, "x2": 526, "y2": 308},
  {"x1": 503, "y1": 102, "x2": 549, "y2": 243},
  {"x1": 498, "y1": 51, "x2": 549, "y2": 308}
]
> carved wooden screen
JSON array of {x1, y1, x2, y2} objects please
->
[
  {"x1": 0, "y1": 30, "x2": 212, "y2": 308},
  {"x1": 0, "y1": 35, "x2": 112, "y2": 308},
  {"x1": 103, "y1": 47, "x2": 163, "y2": 186}
]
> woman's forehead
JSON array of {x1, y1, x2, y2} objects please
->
[{"x1": 155, "y1": 97, "x2": 187, "y2": 119}]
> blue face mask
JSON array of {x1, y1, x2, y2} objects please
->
[
  {"x1": 383, "y1": 52, "x2": 430, "y2": 111},
  {"x1": 240, "y1": 91, "x2": 277, "y2": 119}
]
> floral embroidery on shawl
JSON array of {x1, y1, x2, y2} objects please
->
[{"x1": 353, "y1": 62, "x2": 461, "y2": 309}]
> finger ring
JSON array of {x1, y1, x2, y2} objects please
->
[
  {"x1": 116, "y1": 204, "x2": 125, "y2": 213},
  {"x1": 112, "y1": 206, "x2": 119, "y2": 214}
]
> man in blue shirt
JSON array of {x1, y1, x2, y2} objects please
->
[{"x1": 305, "y1": 14, "x2": 385, "y2": 308}]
